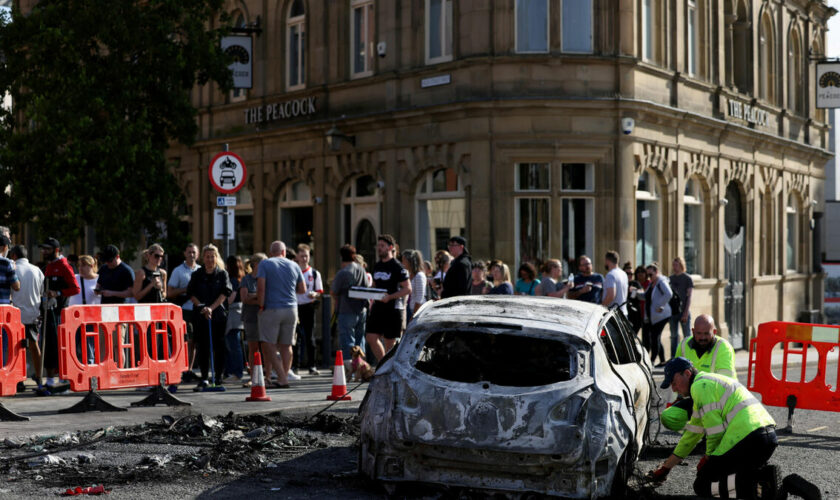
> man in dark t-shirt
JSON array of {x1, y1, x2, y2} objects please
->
[
  {"x1": 96, "y1": 245, "x2": 135, "y2": 304},
  {"x1": 567, "y1": 255, "x2": 604, "y2": 304},
  {"x1": 365, "y1": 234, "x2": 411, "y2": 363}
]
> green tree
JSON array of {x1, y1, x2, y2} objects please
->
[{"x1": 0, "y1": 0, "x2": 232, "y2": 254}]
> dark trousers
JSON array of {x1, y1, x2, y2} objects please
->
[
  {"x1": 43, "y1": 307, "x2": 61, "y2": 371},
  {"x1": 645, "y1": 318, "x2": 668, "y2": 364},
  {"x1": 293, "y1": 302, "x2": 317, "y2": 370},
  {"x1": 193, "y1": 315, "x2": 227, "y2": 383},
  {"x1": 693, "y1": 425, "x2": 778, "y2": 498}
]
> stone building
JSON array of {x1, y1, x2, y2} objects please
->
[{"x1": 169, "y1": 0, "x2": 836, "y2": 347}]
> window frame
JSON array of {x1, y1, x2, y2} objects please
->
[
  {"x1": 560, "y1": 0, "x2": 593, "y2": 54},
  {"x1": 758, "y1": 12, "x2": 775, "y2": 104},
  {"x1": 425, "y1": 0, "x2": 453, "y2": 65},
  {"x1": 350, "y1": 0, "x2": 375, "y2": 78},
  {"x1": 286, "y1": 1, "x2": 306, "y2": 91},
  {"x1": 515, "y1": 162, "x2": 551, "y2": 192},
  {"x1": 415, "y1": 168, "x2": 465, "y2": 260},
  {"x1": 515, "y1": 0, "x2": 550, "y2": 54},
  {"x1": 636, "y1": 170, "x2": 662, "y2": 267},
  {"x1": 686, "y1": 0, "x2": 697, "y2": 75},
  {"x1": 683, "y1": 176, "x2": 705, "y2": 276},
  {"x1": 786, "y1": 194, "x2": 799, "y2": 272}
]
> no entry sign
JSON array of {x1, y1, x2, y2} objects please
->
[{"x1": 208, "y1": 152, "x2": 247, "y2": 194}]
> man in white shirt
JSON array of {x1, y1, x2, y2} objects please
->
[
  {"x1": 602, "y1": 250, "x2": 628, "y2": 315},
  {"x1": 167, "y1": 243, "x2": 200, "y2": 377},
  {"x1": 9, "y1": 245, "x2": 45, "y2": 390},
  {"x1": 293, "y1": 243, "x2": 323, "y2": 377}
]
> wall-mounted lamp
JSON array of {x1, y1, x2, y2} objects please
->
[
  {"x1": 719, "y1": 198, "x2": 729, "y2": 207},
  {"x1": 326, "y1": 125, "x2": 355, "y2": 152}
]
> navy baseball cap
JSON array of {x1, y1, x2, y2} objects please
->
[
  {"x1": 660, "y1": 357, "x2": 693, "y2": 389},
  {"x1": 39, "y1": 237, "x2": 60, "y2": 250}
]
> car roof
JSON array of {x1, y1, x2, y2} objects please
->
[{"x1": 416, "y1": 295, "x2": 606, "y2": 341}]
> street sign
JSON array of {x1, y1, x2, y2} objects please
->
[
  {"x1": 214, "y1": 209, "x2": 235, "y2": 240},
  {"x1": 208, "y1": 152, "x2": 247, "y2": 194},
  {"x1": 217, "y1": 196, "x2": 237, "y2": 207}
]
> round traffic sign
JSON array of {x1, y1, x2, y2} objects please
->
[{"x1": 208, "y1": 152, "x2": 248, "y2": 194}]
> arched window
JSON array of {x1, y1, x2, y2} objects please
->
[
  {"x1": 788, "y1": 26, "x2": 804, "y2": 114},
  {"x1": 287, "y1": 0, "x2": 306, "y2": 90},
  {"x1": 343, "y1": 175, "x2": 381, "y2": 266},
  {"x1": 278, "y1": 181, "x2": 313, "y2": 250},
  {"x1": 636, "y1": 170, "x2": 662, "y2": 267},
  {"x1": 416, "y1": 168, "x2": 465, "y2": 263},
  {"x1": 758, "y1": 12, "x2": 775, "y2": 104},
  {"x1": 786, "y1": 193, "x2": 799, "y2": 271},
  {"x1": 683, "y1": 177, "x2": 705, "y2": 275}
]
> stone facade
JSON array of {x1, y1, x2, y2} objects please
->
[{"x1": 169, "y1": 0, "x2": 835, "y2": 346}]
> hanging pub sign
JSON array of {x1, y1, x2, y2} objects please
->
[
  {"x1": 816, "y1": 63, "x2": 840, "y2": 109},
  {"x1": 222, "y1": 35, "x2": 253, "y2": 89}
]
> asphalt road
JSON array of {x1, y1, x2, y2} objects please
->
[{"x1": 2, "y1": 360, "x2": 839, "y2": 498}]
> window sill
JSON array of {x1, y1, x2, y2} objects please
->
[
  {"x1": 781, "y1": 272, "x2": 808, "y2": 282},
  {"x1": 752, "y1": 275, "x2": 782, "y2": 285}
]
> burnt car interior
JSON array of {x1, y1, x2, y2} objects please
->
[{"x1": 414, "y1": 328, "x2": 572, "y2": 387}]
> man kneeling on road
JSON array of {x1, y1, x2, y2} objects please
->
[
  {"x1": 661, "y1": 314, "x2": 736, "y2": 432},
  {"x1": 649, "y1": 357, "x2": 780, "y2": 499}
]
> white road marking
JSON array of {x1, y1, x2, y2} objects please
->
[{"x1": 806, "y1": 426, "x2": 827, "y2": 433}]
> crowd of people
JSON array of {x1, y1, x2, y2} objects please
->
[{"x1": 0, "y1": 223, "x2": 697, "y2": 393}]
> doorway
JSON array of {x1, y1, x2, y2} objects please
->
[{"x1": 723, "y1": 181, "x2": 746, "y2": 349}]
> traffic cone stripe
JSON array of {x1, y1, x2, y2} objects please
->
[
  {"x1": 327, "y1": 350, "x2": 351, "y2": 401},
  {"x1": 246, "y1": 351, "x2": 271, "y2": 402}
]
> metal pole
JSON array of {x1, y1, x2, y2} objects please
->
[{"x1": 222, "y1": 143, "x2": 230, "y2": 259}]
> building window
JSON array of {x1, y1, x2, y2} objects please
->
[
  {"x1": 515, "y1": 163, "x2": 550, "y2": 266},
  {"x1": 343, "y1": 175, "x2": 381, "y2": 266},
  {"x1": 636, "y1": 170, "x2": 661, "y2": 267},
  {"x1": 287, "y1": 0, "x2": 306, "y2": 90},
  {"x1": 230, "y1": 11, "x2": 248, "y2": 102},
  {"x1": 234, "y1": 187, "x2": 254, "y2": 256},
  {"x1": 416, "y1": 168, "x2": 465, "y2": 264},
  {"x1": 786, "y1": 194, "x2": 799, "y2": 271},
  {"x1": 560, "y1": 163, "x2": 594, "y2": 269},
  {"x1": 278, "y1": 180, "x2": 313, "y2": 253},
  {"x1": 731, "y1": 1, "x2": 751, "y2": 94},
  {"x1": 351, "y1": 0, "x2": 375, "y2": 77},
  {"x1": 758, "y1": 13, "x2": 775, "y2": 104},
  {"x1": 788, "y1": 27, "x2": 804, "y2": 114},
  {"x1": 425, "y1": 0, "x2": 453, "y2": 64},
  {"x1": 686, "y1": 0, "x2": 697, "y2": 75},
  {"x1": 759, "y1": 189, "x2": 775, "y2": 275},
  {"x1": 515, "y1": 0, "x2": 548, "y2": 54},
  {"x1": 684, "y1": 177, "x2": 704, "y2": 275},
  {"x1": 642, "y1": 0, "x2": 653, "y2": 61},
  {"x1": 561, "y1": 0, "x2": 592, "y2": 53}
]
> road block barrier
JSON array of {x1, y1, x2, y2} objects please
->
[
  {"x1": 748, "y1": 321, "x2": 840, "y2": 427},
  {"x1": 0, "y1": 305, "x2": 30, "y2": 421},
  {"x1": 58, "y1": 304, "x2": 188, "y2": 405}
]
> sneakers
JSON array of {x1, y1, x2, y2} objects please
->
[
  {"x1": 755, "y1": 464, "x2": 782, "y2": 500},
  {"x1": 193, "y1": 380, "x2": 209, "y2": 392},
  {"x1": 308, "y1": 367, "x2": 320, "y2": 376},
  {"x1": 287, "y1": 370, "x2": 301, "y2": 381},
  {"x1": 782, "y1": 472, "x2": 821, "y2": 500}
]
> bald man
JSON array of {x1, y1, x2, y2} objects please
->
[{"x1": 661, "y1": 314, "x2": 736, "y2": 433}]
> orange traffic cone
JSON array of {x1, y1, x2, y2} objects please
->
[
  {"x1": 327, "y1": 350, "x2": 352, "y2": 401},
  {"x1": 246, "y1": 352, "x2": 271, "y2": 402}
]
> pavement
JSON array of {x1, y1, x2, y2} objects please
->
[{"x1": 0, "y1": 371, "x2": 366, "y2": 439}]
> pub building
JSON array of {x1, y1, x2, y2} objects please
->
[{"x1": 167, "y1": 0, "x2": 835, "y2": 346}]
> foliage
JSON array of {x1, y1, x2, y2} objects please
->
[{"x1": 0, "y1": 0, "x2": 232, "y2": 254}]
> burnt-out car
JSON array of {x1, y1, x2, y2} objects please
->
[{"x1": 359, "y1": 295, "x2": 656, "y2": 498}]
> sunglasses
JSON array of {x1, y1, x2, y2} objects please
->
[{"x1": 152, "y1": 254, "x2": 164, "y2": 259}]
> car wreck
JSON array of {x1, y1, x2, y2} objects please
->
[{"x1": 359, "y1": 295, "x2": 656, "y2": 498}]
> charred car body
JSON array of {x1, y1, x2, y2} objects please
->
[{"x1": 359, "y1": 296, "x2": 656, "y2": 498}]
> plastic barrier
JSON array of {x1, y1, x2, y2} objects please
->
[
  {"x1": 748, "y1": 321, "x2": 840, "y2": 431},
  {"x1": 0, "y1": 305, "x2": 29, "y2": 421},
  {"x1": 57, "y1": 304, "x2": 190, "y2": 412}
]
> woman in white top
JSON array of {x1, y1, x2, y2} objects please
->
[
  {"x1": 69, "y1": 255, "x2": 100, "y2": 364},
  {"x1": 69, "y1": 255, "x2": 101, "y2": 306},
  {"x1": 401, "y1": 249, "x2": 426, "y2": 320}
]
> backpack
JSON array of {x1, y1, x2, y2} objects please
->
[{"x1": 658, "y1": 280, "x2": 683, "y2": 316}]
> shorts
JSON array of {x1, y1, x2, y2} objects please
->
[
  {"x1": 258, "y1": 307, "x2": 298, "y2": 345},
  {"x1": 24, "y1": 323, "x2": 39, "y2": 342},
  {"x1": 182, "y1": 309, "x2": 195, "y2": 341},
  {"x1": 366, "y1": 304, "x2": 405, "y2": 340},
  {"x1": 244, "y1": 321, "x2": 259, "y2": 342}
]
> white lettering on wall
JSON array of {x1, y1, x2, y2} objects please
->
[
  {"x1": 244, "y1": 96, "x2": 317, "y2": 124},
  {"x1": 726, "y1": 98, "x2": 768, "y2": 127}
]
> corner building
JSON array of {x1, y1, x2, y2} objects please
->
[{"x1": 169, "y1": 0, "x2": 835, "y2": 347}]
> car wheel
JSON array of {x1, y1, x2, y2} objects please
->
[{"x1": 609, "y1": 449, "x2": 634, "y2": 499}]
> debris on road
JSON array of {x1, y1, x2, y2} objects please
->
[{"x1": 60, "y1": 484, "x2": 108, "y2": 496}]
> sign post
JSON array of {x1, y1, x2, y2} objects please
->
[{"x1": 208, "y1": 145, "x2": 247, "y2": 258}]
